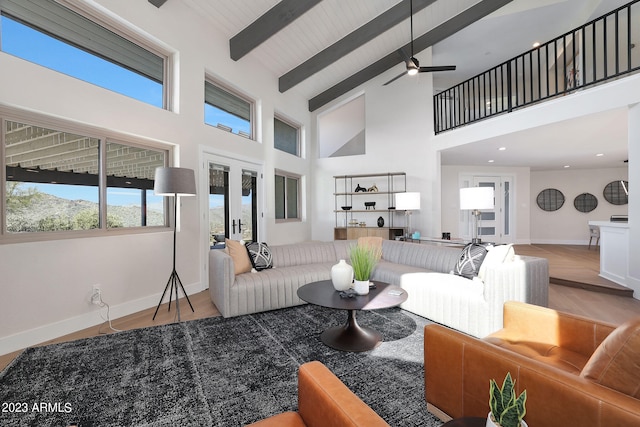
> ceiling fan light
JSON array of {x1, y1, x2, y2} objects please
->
[{"x1": 407, "y1": 67, "x2": 419, "y2": 76}]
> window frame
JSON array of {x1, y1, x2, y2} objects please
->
[
  {"x1": 0, "y1": 0, "x2": 172, "y2": 110},
  {"x1": 204, "y1": 77, "x2": 256, "y2": 140},
  {"x1": 274, "y1": 169, "x2": 301, "y2": 223},
  {"x1": 274, "y1": 114, "x2": 301, "y2": 157},
  {"x1": 1, "y1": 107, "x2": 172, "y2": 244}
]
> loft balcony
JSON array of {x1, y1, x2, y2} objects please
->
[{"x1": 434, "y1": 0, "x2": 640, "y2": 134}]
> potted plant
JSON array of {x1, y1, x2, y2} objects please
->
[
  {"x1": 349, "y1": 244, "x2": 382, "y2": 295},
  {"x1": 487, "y1": 372, "x2": 527, "y2": 427}
]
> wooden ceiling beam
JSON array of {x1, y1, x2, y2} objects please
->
[
  {"x1": 279, "y1": 0, "x2": 437, "y2": 93},
  {"x1": 230, "y1": 0, "x2": 323, "y2": 61},
  {"x1": 308, "y1": 0, "x2": 513, "y2": 112},
  {"x1": 148, "y1": 0, "x2": 168, "y2": 8}
]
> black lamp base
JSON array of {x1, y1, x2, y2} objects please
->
[{"x1": 153, "y1": 269, "x2": 194, "y2": 321}]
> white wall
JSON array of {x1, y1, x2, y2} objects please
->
[
  {"x1": 531, "y1": 168, "x2": 629, "y2": 244},
  {"x1": 0, "y1": 0, "x2": 313, "y2": 353}
]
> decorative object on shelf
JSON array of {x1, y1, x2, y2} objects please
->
[
  {"x1": 364, "y1": 201, "x2": 376, "y2": 210},
  {"x1": 354, "y1": 183, "x2": 367, "y2": 192},
  {"x1": 341, "y1": 205, "x2": 352, "y2": 210},
  {"x1": 442, "y1": 232, "x2": 451, "y2": 240},
  {"x1": 330, "y1": 259, "x2": 354, "y2": 291},
  {"x1": 152, "y1": 166, "x2": 197, "y2": 322},
  {"x1": 367, "y1": 184, "x2": 378, "y2": 192},
  {"x1": 603, "y1": 180, "x2": 629, "y2": 205},
  {"x1": 348, "y1": 219, "x2": 358, "y2": 226},
  {"x1": 359, "y1": 222, "x2": 366, "y2": 227},
  {"x1": 573, "y1": 193, "x2": 598, "y2": 213},
  {"x1": 396, "y1": 192, "x2": 421, "y2": 238},
  {"x1": 487, "y1": 372, "x2": 527, "y2": 427},
  {"x1": 412, "y1": 231, "x2": 421, "y2": 239},
  {"x1": 377, "y1": 216, "x2": 384, "y2": 227},
  {"x1": 536, "y1": 188, "x2": 564, "y2": 211},
  {"x1": 349, "y1": 244, "x2": 382, "y2": 295},
  {"x1": 460, "y1": 187, "x2": 494, "y2": 244}
]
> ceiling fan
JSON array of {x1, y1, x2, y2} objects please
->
[{"x1": 384, "y1": 0, "x2": 456, "y2": 86}]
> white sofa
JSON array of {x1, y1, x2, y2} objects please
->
[{"x1": 208, "y1": 239, "x2": 549, "y2": 337}]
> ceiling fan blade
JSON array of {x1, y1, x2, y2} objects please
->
[
  {"x1": 383, "y1": 71, "x2": 407, "y2": 86},
  {"x1": 418, "y1": 65, "x2": 457, "y2": 72}
]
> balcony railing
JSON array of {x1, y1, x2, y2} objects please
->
[{"x1": 434, "y1": 0, "x2": 640, "y2": 134}]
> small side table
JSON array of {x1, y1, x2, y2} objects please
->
[{"x1": 442, "y1": 417, "x2": 486, "y2": 427}]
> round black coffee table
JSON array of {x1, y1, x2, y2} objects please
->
[
  {"x1": 442, "y1": 417, "x2": 486, "y2": 427},
  {"x1": 297, "y1": 280, "x2": 408, "y2": 352}
]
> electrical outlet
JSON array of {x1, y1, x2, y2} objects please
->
[{"x1": 90, "y1": 285, "x2": 102, "y2": 305}]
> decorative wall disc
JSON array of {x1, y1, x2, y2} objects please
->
[
  {"x1": 603, "y1": 180, "x2": 629, "y2": 205},
  {"x1": 536, "y1": 188, "x2": 565, "y2": 211},
  {"x1": 574, "y1": 193, "x2": 598, "y2": 213}
]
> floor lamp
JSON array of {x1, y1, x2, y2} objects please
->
[
  {"x1": 395, "y1": 192, "x2": 421, "y2": 238},
  {"x1": 459, "y1": 187, "x2": 494, "y2": 244},
  {"x1": 153, "y1": 167, "x2": 197, "y2": 321}
]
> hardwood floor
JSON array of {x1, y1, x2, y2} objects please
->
[{"x1": 1, "y1": 244, "x2": 639, "y2": 372}]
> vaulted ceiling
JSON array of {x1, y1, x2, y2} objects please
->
[{"x1": 149, "y1": 0, "x2": 633, "y2": 170}]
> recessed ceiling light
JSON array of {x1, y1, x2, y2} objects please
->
[
  {"x1": 564, "y1": 165, "x2": 571, "y2": 168},
  {"x1": 488, "y1": 159, "x2": 495, "y2": 163},
  {"x1": 533, "y1": 42, "x2": 541, "y2": 48},
  {"x1": 498, "y1": 147, "x2": 506, "y2": 151},
  {"x1": 596, "y1": 153, "x2": 604, "y2": 157}
]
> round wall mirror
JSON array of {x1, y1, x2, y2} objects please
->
[
  {"x1": 536, "y1": 188, "x2": 565, "y2": 212},
  {"x1": 574, "y1": 193, "x2": 598, "y2": 213},
  {"x1": 603, "y1": 181, "x2": 629, "y2": 205}
]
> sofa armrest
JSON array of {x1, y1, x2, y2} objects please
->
[
  {"x1": 298, "y1": 361, "x2": 390, "y2": 427},
  {"x1": 424, "y1": 324, "x2": 640, "y2": 427},
  {"x1": 482, "y1": 256, "x2": 549, "y2": 308},
  {"x1": 208, "y1": 249, "x2": 235, "y2": 317},
  {"x1": 491, "y1": 301, "x2": 617, "y2": 355}
]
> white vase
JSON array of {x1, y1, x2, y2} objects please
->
[
  {"x1": 353, "y1": 279, "x2": 370, "y2": 295},
  {"x1": 486, "y1": 412, "x2": 528, "y2": 427},
  {"x1": 331, "y1": 259, "x2": 353, "y2": 291}
]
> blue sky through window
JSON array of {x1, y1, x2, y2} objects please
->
[{"x1": 1, "y1": 16, "x2": 163, "y2": 108}]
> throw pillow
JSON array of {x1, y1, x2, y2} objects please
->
[
  {"x1": 245, "y1": 242, "x2": 273, "y2": 271},
  {"x1": 453, "y1": 243, "x2": 488, "y2": 279},
  {"x1": 580, "y1": 317, "x2": 640, "y2": 398},
  {"x1": 478, "y1": 244, "x2": 515, "y2": 281},
  {"x1": 225, "y1": 239, "x2": 252, "y2": 275}
]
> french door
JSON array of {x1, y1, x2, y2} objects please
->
[{"x1": 205, "y1": 154, "x2": 262, "y2": 247}]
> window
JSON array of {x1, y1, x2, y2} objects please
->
[
  {"x1": 275, "y1": 171, "x2": 300, "y2": 221},
  {"x1": 205, "y1": 80, "x2": 253, "y2": 138},
  {"x1": 0, "y1": 0, "x2": 165, "y2": 108},
  {"x1": 274, "y1": 116, "x2": 300, "y2": 156},
  {"x1": 3, "y1": 116, "x2": 168, "y2": 238}
]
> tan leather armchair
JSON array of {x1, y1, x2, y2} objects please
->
[
  {"x1": 425, "y1": 301, "x2": 640, "y2": 427},
  {"x1": 247, "y1": 361, "x2": 389, "y2": 427}
]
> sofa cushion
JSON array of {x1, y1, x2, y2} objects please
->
[
  {"x1": 478, "y1": 244, "x2": 514, "y2": 281},
  {"x1": 246, "y1": 242, "x2": 273, "y2": 271},
  {"x1": 453, "y1": 243, "x2": 488, "y2": 279},
  {"x1": 580, "y1": 317, "x2": 640, "y2": 398},
  {"x1": 226, "y1": 239, "x2": 252, "y2": 274}
]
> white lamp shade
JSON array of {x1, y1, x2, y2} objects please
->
[
  {"x1": 154, "y1": 167, "x2": 197, "y2": 196},
  {"x1": 459, "y1": 187, "x2": 494, "y2": 210},
  {"x1": 395, "y1": 192, "x2": 421, "y2": 211}
]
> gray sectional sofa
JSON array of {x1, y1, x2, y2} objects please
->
[{"x1": 208, "y1": 239, "x2": 549, "y2": 337}]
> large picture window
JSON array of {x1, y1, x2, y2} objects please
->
[
  {"x1": 0, "y1": 0, "x2": 166, "y2": 108},
  {"x1": 205, "y1": 80, "x2": 253, "y2": 138},
  {"x1": 274, "y1": 116, "x2": 300, "y2": 156},
  {"x1": 275, "y1": 171, "x2": 300, "y2": 222},
  {"x1": 3, "y1": 116, "x2": 168, "y2": 238}
]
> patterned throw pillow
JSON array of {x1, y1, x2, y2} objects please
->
[
  {"x1": 453, "y1": 243, "x2": 488, "y2": 279},
  {"x1": 245, "y1": 242, "x2": 273, "y2": 271}
]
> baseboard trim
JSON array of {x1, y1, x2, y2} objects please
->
[{"x1": 0, "y1": 282, "x2": 203, "y2": 356}]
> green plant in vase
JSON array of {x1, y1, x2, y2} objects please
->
[
  {"x1": 488, "y1": 372, "x2": 527, "y2": 427},
  {"x1": 349, "y1": 244, "x2": 382, "y2": 295}
]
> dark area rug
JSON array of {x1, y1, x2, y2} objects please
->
[{"x1": 0, "y1": 305, "x2": 442, "y2": 426}]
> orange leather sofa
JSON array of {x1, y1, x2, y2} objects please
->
[
  {"x1": 248, "y1": 361, "x2": 390, "y2": 427},
  {"x1": 425, "y1": 301, "x2": 640, "y2": 427}
]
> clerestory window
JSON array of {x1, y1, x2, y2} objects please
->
[
  {"x1": 204, "y1": 79, "x2": 254, "y2": 138},
  {"x1": 0, "y1": 0, "x2": 167, "y2": 108}
]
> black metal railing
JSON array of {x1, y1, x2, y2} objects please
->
[{"x1": 434, "y1": 0, "x2": 640, "y2": 134}]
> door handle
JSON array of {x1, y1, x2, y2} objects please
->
[
  {"x1": 232, "y1": 219, "x2": 236, "y2": 234},
  {"x1": 238, "y1": 219, "x2": 242, "y2": 233}
]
